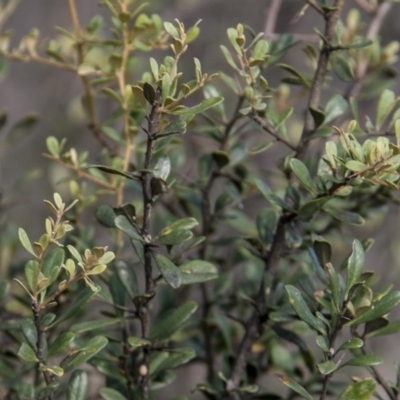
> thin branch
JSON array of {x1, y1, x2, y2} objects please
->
[
  {"x1": 224, "y1": 218, "x2": 291, "y2": 396},
  {"x1": 67, "y1": 0, "x2": 115, "y2": 158},
  {"x1": 252, "y1": 113, "x2": 297, "y2": 151},
  {"x1": 306, "y1": 0, "x2": 325, "y2": 16},
  {"x1": 0, "y1": 0, "x2": 22, "y2": 29},
  {"x1": 1, "y1": 51, "x2": 77, "y2": 71},
  {"x1": 32, "y1": 300, "x2": 54, "y2": 400},
  {"x1": 353, "y1": 0, "x2": 376, "y2": 14},
  {"x1": 264, "y1": 0, "x2": 283, "y2": 36},
  {"x1": 137, "y1": 88, "x2": 162, "y2": 400},
  {"x1": 298, "y1": 0, "x2": 346, "y2": 159},
  {"x1": 360, "y1": 345, "x2": 397, "y2": 400}
]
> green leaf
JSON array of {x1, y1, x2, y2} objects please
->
[
  {"x1": 325, "y1": 209, "x2": 365, "y2": 225},
  {"x1": 102, "y1": 87, "x2": 122, "y2": 105},
  {"x1": 48, "y1": 332, "x2": 75, "y2": 357},
  {"x1": 5, "y1": 113, "x2": 38, "y2": 145},
  {"x1": 153, "y1": 155, "x2": 171, "y2": 181},
  {"x1": 24, "y1": 260, "x2": 39, "y2": 292},
  {"x1": 179, "y1": 260, "x2": 218, "y2": 285},
  {"x1": 290, "y1": 159, "x2": 317, "y2": 196},
  {"x1": 325, "y1": 94, "x2": 347, "y2": 123},
  {"x1": 164, "y1": 21, "x2": 179, "y2": 38},
  {"x1": 338, "y1": 337, "x2": 363, "y2": 350},
  {"x1": 128, "y1": 336, "x2": 151, "y2": 348},
  {"x1": 338, "y1": 378, "x2": 376, "y2": 400},
  {"x1": 48, "y1": 286, "x2": 98, "y2": 328},
  {"x1": 345, "y1": 160, "x2": 367, "y2": 172},
  {"x1": 99, "y1": 388, "x2": 126, "y2": 400},
  {"x1": 150, "y1": 301, "x2": 198, "y2": 340},
  {"x1": 153, "y1": 253, "x2": 182, "y2": 289},
  {"x1": 366, "y1": 319, "x2": 400, "y2": 337},
  {"x1": 317, "y1": 360, "x2": 337, "y2": 375},
  {"x1": 70, "y1": 318, "x2": 122, "y2": 333},
  {"x1": 159, "y1": 119, "x2": 187, "y2": 136},
  {"x1": 63, "y1": 336, "x2": 108, "y2": 372},
  {"x1": 150, "y1": 347, "x2": 196, "y2": 375},
  {"x1": 0, "y1": 109, "x2": 7, "y2": 131},
  {"x1": 285, "y1": 285, "x2": 326, "y2": 335},
  {"x1": 279, "y1": 64, "x2": 310, "y2": 88},
  {"x1": 114, "y1": 215, "x2": 142, "y2": 241},
  {"x1": 376, "y1": 89, "x2": 397, "y2": 129},
  {"x1": 346, "y1": 240, "x2": 365, "y2": 298},
  {"x1": 159, "y1": 218, "x2": 198, "y2": 234},
  {"x1": 89, "y1": 165, "x2": 137, "y2": 180},
  {"x1": 211, "y1": 150, "x2": 230, "y2": 168},
  {"x1": 342, "y1": 355, "x2": 383, "y2": 368},
  {"x1": 67, "y1": 370, "x2": 89, "y2": 400},
  {"x1": 257, "y1": 209, "x2": 279, "y2": 245},
  {"x1": 19, "y1": 228, "x2": 36, "y2": 257},
  {"x1": 254, "y1": 178, "x2": 294, "y2": 212},
  {"x1": 169, "y1": 97, "x2": 224, "y2": 115},
  {"x1": 248, "y1": 141, "x2": 273, "y2": 155},
  {"x1": 158, "y1": 229, "x2": 193, "y2": 245},
  {"x1": 298, "y1": 197, "x2": 330, "y2": 220},
  {"x1": 20, "y1": 319, "x2": 38, "y2": 352},
  {"x1": 95, "y1": 205, "x2": 117, "y2": 228},
  {"x1": 46, "y1": 136, "x2": 59, "y2": 156},
  {"x1": 346, "y1": 291, "x2": 400, "y2": 326},
  {"x1": 348, "y1": 38, "x2": 373, "y2": 49},
  {"x1": 326, "y1": 263, "x2": 342, "y2": 312},
  {"x1": 114, "y1": 259, "x2": 138, "y2": 300},
  {"x1": 277, "y1": 375, "x2": 313, "y2": 400},
  {"x1": 41, "y1": 248, "x2": 65, "y2": 280},
  {"x1": 143, "y1": 82, "x2": 156, "y2": 105},
  {"x1": 309, "y1": 107, "x2": 326, "y2": 129},
  {"x1": 220, "y1": 45, "x2": 241, "y2": 72},
  {"x1": 18, "y1": 342, "x2": 38, "y2": 362},
  {"x1": 40, "y1": 365, "x2": 64, "y2": 377},
  {"x1": 102, "y1": 126, "x2": 124, "y2": 144},
  {"x1": 332, "y1": 55, "x2": 354, "y2": 82}
]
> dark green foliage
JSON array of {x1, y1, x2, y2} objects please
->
[{"x1": 1, "y1": 1, "x2": 400, "y2": 400}]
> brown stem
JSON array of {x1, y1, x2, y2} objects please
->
[
  {"x1": 263, "y1": 0, "x2": 283, "y2": 36},
  {"x1": 137, "y1": 88, "x2": 161, "y2": 400},
  {"x1": 32, "y1": 300, "x2": 54, "y2": 400},
  {"x1": 297, "y1": 0, "x2": 346, "y2": 159},
  {"x1": 251, "y1": 113, "x2": 297, "y2": 151},
  {"x1": 198, "y1": 95, "x2": 245, "y2": 382},
  {"x1": 360, "y1": 345, "x2": 397, "y2": 400},
  {"x1": 225, "y1": 218, "x2": 290, "y2": 396}
]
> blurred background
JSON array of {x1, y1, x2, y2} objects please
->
[{"x1": 1, "y1": 0, "x2": 400, "y2": 398}]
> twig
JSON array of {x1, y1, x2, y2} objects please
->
[
  {"x1": 224, "y1": 219, "x2": 289, "y2": 397},
  {"x1": 252, "y1": 112, "x2": 298, "y2": 151},
  {"x1": 67, "y1": 0, "x2": 115, "y2": 161},
  {"x1": 225, "y1": 1, "x2": 347, "y2": 395},
  {"x1": 137, "y1": 87, "x2": 161, "y2": 400},
  {"x1": 306, "y1": 0, "x2": 325, "y2": 16},
  {"x1": 298, "y1": 0, "x2": 346, "y2": 159},
  {"x1": 264, "y1": 0, "x2": 283, "y2": 37},
  {"x1": 353, "y1": 0, "x2": 376, "y2": 14},
  {"x1": 360, "y1": 345, "x2": 397, "y2": 400},
  {"x1": 198, "y1": 95, "x2": 245, "y2": 382},
  {"x1": 1, "y1": 51, "x2": 77, "y2": 72},
  {"x1": 32, "y1": 300, "x2": 54, "y2": 400},
  {"x1": 0, "y1": 0, "x2": 22, "y2": 29}
]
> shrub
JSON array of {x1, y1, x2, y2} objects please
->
[{"x1": 1, "y1": 0, "x2": 400, "y2": 399}]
